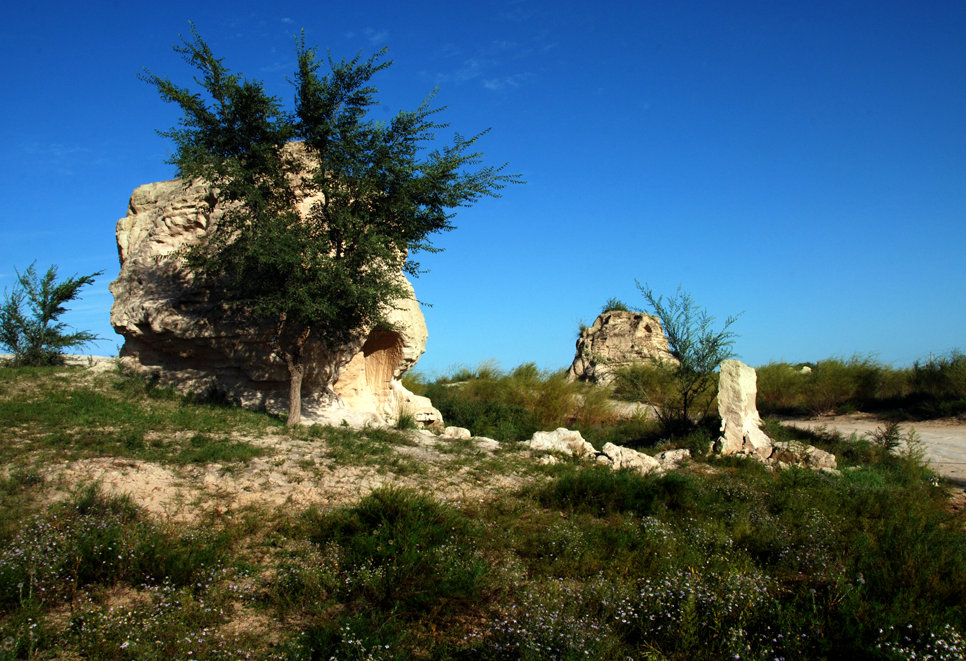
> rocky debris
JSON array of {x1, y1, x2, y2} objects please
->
[
  {"x1": 771, "y1": 441, "x2": 838, "y2": 471},
  {"x1": 522, "y1": 428, "x2": 691, "y2": 477},
  {"x1": 109, "y1": 174, "x2": 440, "y2": 427},
  {"x1": 715, "y1": 359, "x2": 774, "y2": 459},
  {"x1": 524, "y1": 428, "x2": 598, "y2": 457},
  {"x1": 441, "y1": 426, "x2": 472, "y2": 440},
  {"x1": 568, "y1": 310, "x2": 678, "y2": 385},
  {"x1": 598, "y1": 442, "x2": 662, "y2": 474},
  {"x1": 472, "y1": 436, "x2": 501, "y2": 452},
  {"x1": 656, "y1": 448, "x2": 691, "y2": 471},
  {"x1": 715, "y1": 359, "x2": 837, "y2": 471}
]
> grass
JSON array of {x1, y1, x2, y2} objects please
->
[
  {"x1": 757, "y1": 352, "x2": 966, "y2": 418},
  {"x1": 2, "y1": 362, "x2": 966, "y2": 659},
  {"x1": 420, "y1": 361, "x2": 620, "y2": 443},
  {"x1": 0, "y1": 365, "x2": 281, "y2": 467}
]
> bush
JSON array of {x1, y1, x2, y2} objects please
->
[
  {"x1": 298, "y1": 487, "x2": 488, "y2": 616},
  {"x1": 0, "y1": 263, "x2": 101, "y2": 366},
  {"x1": 756, "y1": 353, "x2": 966, "y2": 418},
  {"x1": 424, "y1": 361, "x2": 617, "y2": 442},
  {"x1": 600, "y1": 298, "x2": 630, "y2": 313}
]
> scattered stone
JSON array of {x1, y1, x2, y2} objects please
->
[
  {"x1": 715, "y1": 359, "x2": 774, "y2": 459},
  {"x1": 568, "y1": 310, "x2": 678, "y2": 385},
  {"x1": 600, "y1": 442, "x2": 661, "y2": 475},
  {"x1": 441, "y1": 426, "x2": 472, "y2": 440},
  {"x1": 656, "y1": 448, "x2": 691, "y2": 471},
  {"x1": 472, "y1": 437, "x2": 501, "y2": 452},
  {"x1": 772, "y1": 441, "x2": 838, "y2": 470},
  {"x1": 524, "y1": 428, "x2": 597, "y2": 458}
]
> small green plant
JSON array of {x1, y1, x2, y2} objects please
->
[
  {"x1": 394, "y1": 410, "x2": 417, "y2": 430},
  {"x1": 601, "y1": 298, "x2": 630, "y2": 313},
  {"x1": 0, "y1": 262, "x2": 102, "y2": 366}
]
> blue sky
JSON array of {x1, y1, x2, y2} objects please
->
[{"x1": 1, "y1": 1, "x2": 963, "y2": 376}]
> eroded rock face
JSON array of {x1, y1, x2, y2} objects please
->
[
  {"x1": 715, "y1": 359, "x2": 774, "y2": 459},
  {"x1": 567, "y1": 310, "x2": 677, "y2": 385},
  {"x1": 109, "y1": 177, "x2": 440, "y2": 427}
]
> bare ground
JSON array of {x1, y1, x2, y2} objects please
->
[
  {"x1": 42, "y1": 431, "x2": 532, "y2": 523},
  {"x1": 785, "y1": 413, "x2": 966, "y2": 490}
]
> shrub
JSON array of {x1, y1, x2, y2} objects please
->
[
  {"x1": 601, "y1": 298, "x2": 630, "y2": 313},
  {"x1": 632, "y1": 283, "x2": 739, "y2": 431},
  {"x1": 756, "y1": 352, "x2": 966, "y2": 418},
  {"x1": 425, "y1": 361, "x2": 617, "y2": 442},
  {"x1": 0, "y1": 487, "x2": 227, "y2": 609},
  {"x1": 0, "y1": 263, "x2": 101, "y2": 366},
  {"x1": 297, "y1": 487, "x2": 488, "y2": 616}
]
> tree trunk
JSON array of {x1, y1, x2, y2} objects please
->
[
  {"x1": 281, "y1": 323, "x2": 312, "y2": 428},
  {"x1": 286, "y1": 354, "x2": 304, "y2": 427}
]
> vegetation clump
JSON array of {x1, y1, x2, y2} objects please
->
[
  {"x1": 756, "y1": 352, "x2": 966, "y2": 418},
  {"x1": 0, "y1": 262, "x2": 101, "y2": 366}
]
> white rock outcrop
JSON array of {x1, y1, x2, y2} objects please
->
[
  {"x1": 568, "y1": 310, "x2": 678, "y2": 385},
  {"x1": 524, "y1": 428, "x2": 598, "y2": 458},
  {"x1": 110, "y1": 176, "x2": 440, "y2": 427},
  {"x1": 771, "y1": 441, "x2": 838, "y2": 471},
  {"x1": 715, "y1": 359, "x2": 774, "y2": 459},
  {"x1": 598, "y1": 442, "x2": 662, "y2": 474}
]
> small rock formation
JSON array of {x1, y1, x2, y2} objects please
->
[
  {"x1": 109, "y1": 177, "x2": 440, "y2": 427},
  {"x1": 568, "y1": 310, "x2": 677, "y2": 384},
  {"x1": 715, "y1": 359, "x2": 837, "y2": 470},
  {"x1": 524, "y1": 428, "x2": 598, "y2": 458},
  {"x1": 771, "y1": 441, "x2": 838, "y2": 470},
  {"x1": 716, "y1": 359, "x2": 774, "y2": 459},
  {"x1": 597, "y1": 442, "x2": 661, "y2": 474},
  {"x1": 523, "y1": 428, "x2": 691, "y2": 476}
]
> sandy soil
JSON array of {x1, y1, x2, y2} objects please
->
[
  {"x1": 785, "y1": 414, "x2": 966, "y2": 488},
  {"x1": 42, "y1": 431, "x2": 528, "y2": 523}
]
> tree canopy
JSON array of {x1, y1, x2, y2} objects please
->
[
  {"x1": 636, "y1": 283, "x2": 740, "y2": 430},
  {"x1": 143, "y1": 27, "x2": 520, "y2": 424}
]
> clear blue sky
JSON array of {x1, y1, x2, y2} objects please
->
[{"x1": 2, "y1": 1, "x2": 963, "y2": 376}]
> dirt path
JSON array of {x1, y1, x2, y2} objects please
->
[{"x1": 785, "y1": 414, "x2": 966, "y2": 488}]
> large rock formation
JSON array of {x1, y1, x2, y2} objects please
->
[
  {"x1": 567, "y1": 310, "x2": 677, "y2": 384},
  {"x1": 109, "y1": 177, "x2": 440, "y2": 427}
]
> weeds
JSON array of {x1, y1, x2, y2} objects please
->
[
  {"x1": 757, "y1": 352, "x2": 966, "y2": 418},
  {"x1": 424, "y1": 361, "x2": 618, "y2": 442}
]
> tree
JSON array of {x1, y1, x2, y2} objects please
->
[
  {"x1": 635, "y1": 282, "x2": 740, "y2": 431},
  {"x1": 0, "y1": 263, "x2": 102, "y2": 366},
  {"x1": 143, "y1": 28, "x2": 520, "y2": 425}
]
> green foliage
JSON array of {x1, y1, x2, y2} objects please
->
[
  {"x1": 425, "y1": 361, "x2": 617, "y2": 442},
  {"x1": 0, "y1": 486, "x2": 226, "y2": 610},
  {"x1": 298, "y1": 487, "x2": 488, "y2": 615},
  {"x1": 0, "y1": 366, "x2": 280, "y2": 466},
  {"x1": 144, "y1": 27, "x2": 520, "y2": 424},
  {"x1": 633, "y1": 283, "x2": 739, "y2": 430},
  {"x1": 5, "y1": 366, "x2": 966, "y2": 659},
  {"x1": 600, "y1": 297, "x2": 630, "y2": 313},
  {"x1": 756, "y1": 352, "x2": 966, "y2": 418},
  {"x1": 0, "y1": 262, "x2": 101, "y2": 366}
]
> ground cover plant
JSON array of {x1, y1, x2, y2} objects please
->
[{"x1": 1, "y1": 362, "x2": 965, "y2": 659}]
